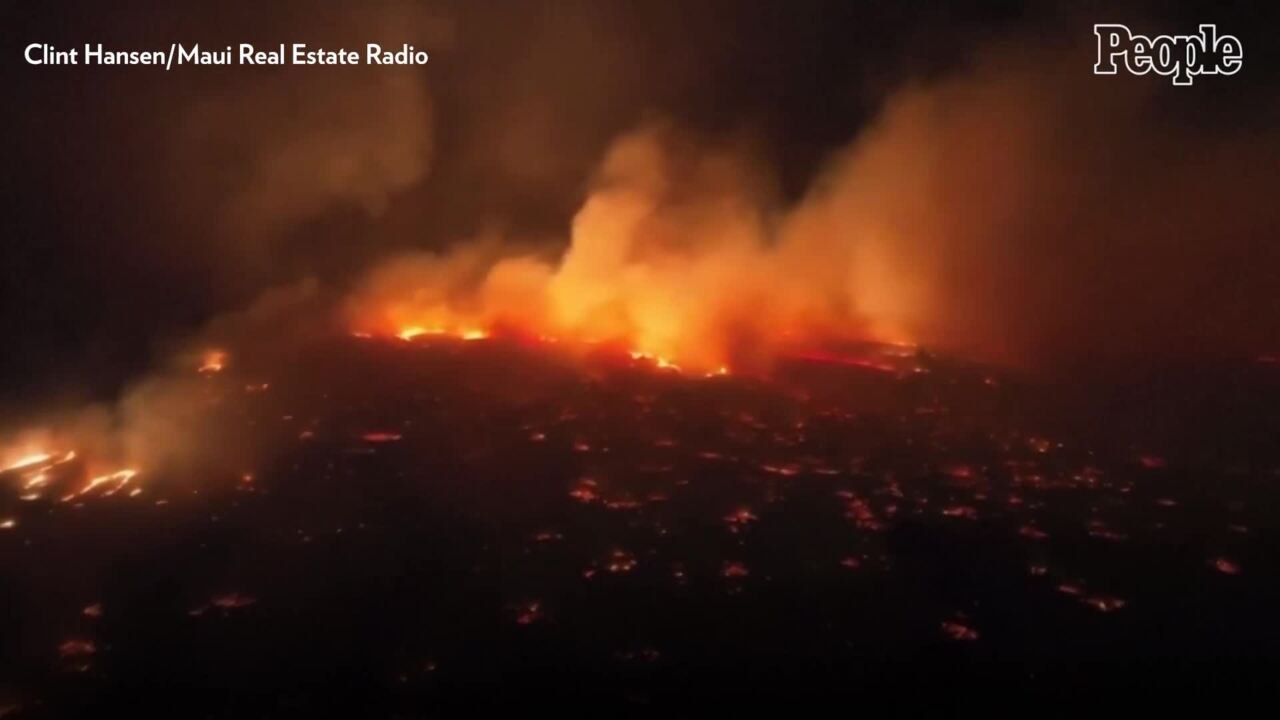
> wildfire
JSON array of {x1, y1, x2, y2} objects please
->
[
  {"x1": 396, "y1": 325, "x2": 488, "y2": 342},
  {"x1": 70, "y1": 469, "x2": 139, "y2": 499},
  {"x1": 353, "y1": 313, "x2": 923, "y2": 383},
  {"x1": 3, "y1": 437, "x2": 140, "y2": 504},
  {"x1": 2, "y1": 447, "x2": 76, "y2": 474},
  {"x1": 2, "y1": 453, "x2": 53, "y2": 473},
  {"x1": 2, "y1": 449, "x2": 80, "y2": 501},
  {"x1": 396, "y1": 325, "x2": 437, "y2": 340},
  {"x1": 372, "y1": 317, "x2": 878, "y2": 378},
  {"x1": 344, "y1": 276, "x2": 927, "y2": 378},
  {"x1": 384, "y1": 317, "x2": 744, "y2": 378},
  {"x1": 336, "y1": 127, "x2": 939, "y2": 376}
]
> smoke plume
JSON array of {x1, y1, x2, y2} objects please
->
[{"x1": 348, "y1": 35, "x2": 1280, "y2": 373}]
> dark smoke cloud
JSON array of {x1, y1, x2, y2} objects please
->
[
  {"x1": 3, "y1": 1, "x2": 449, "y2": 402},
  {"x1": 790, "y1": 34, "x2": 1280, "y2": 370},
  {"x1": 161, "y1": 3, "x2": 445, "y2": 285}
]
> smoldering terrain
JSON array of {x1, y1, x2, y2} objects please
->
[{"x1": 2, "y1": 333, "x2": 1279, "y2": 715}]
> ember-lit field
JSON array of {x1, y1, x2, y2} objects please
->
[{"x1": 2, "y1": 334, "x2": 1277, "y2": 714}]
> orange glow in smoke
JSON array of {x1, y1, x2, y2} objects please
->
[
  {"x1": 2, "y1": 448, "x2": 76, "y2": 477},
  {"x1": 397, "y1": 325, "x2": 488, "y2": 342},
  {"x1": 1, "y1": 453, "x2": 54, "y2": 473},
  {"x1": 198, "y1": 350, "x2": 228, "y2": 374},
  {"x1": 339, "y1": 127, "x2": 926, "y2": 375},
  {"x1": 396, "y1": 325, "x2": 438, "y2": 340},
  {"x1": 376, "y1": 313, "x2": 752, "y2": 375}
]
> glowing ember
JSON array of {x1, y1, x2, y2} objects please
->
[
  {"x1": 569, "y1": 478, "x2": 599, "y2": 503},
  {"x1": 603, "y1": 497, "x2": 641, "y2": 511},
  {"x1": 940, "y1": 620, "x2": 979, "y2": 641},
  {"x1": 843, "y1": 497, "x2": 883, "y2": 531},
  {"x1": 761, "y1": 463, "x2": 800, "y2": 477},
  {"x1": 723, "y1": 507, "x2": 758, "y2": 531},
  {"x1": 58, "y1": 639, "x2": 96, "y2": 658},
  {"x1": 1212, "y1": 557, "x2": 1241, "y2": 575},
  {"x1": 190, "y1": 592, "x2": 257, "y2": 617},
  {"x1": 941, "y1": 505, "x2": 978, "y2": 520},
  {"x1": 69, "y1": 469, "x2": 138, "y2": 500},
  {"x1": 1018, "y1": 525, "x2": 1049, "y2": 541},
  {"x1": 211, "y1": 592, "x2": 257, "y2": 609},
  {"x1": 198, "y1": 350, "x2": 228, "y2": 374},
  {"x1": 1027, "y1": 437, "x2": 1054, "y2": 454},
  {"x1": 605, "y1": 550, "x2": 638, "y2": 574},
  {"x1": 1087, "y1": 520, "x2": 1128, "y2": 542},
  {"x1": 361, "y1": 432, "x2": 403, "y2": 443},
  {"x1": 513, "y1": 601, "x2": 543, "y2": 625},
  {"x1": 1082, "y1": 596, "x2": 1127, "y2": 613}
]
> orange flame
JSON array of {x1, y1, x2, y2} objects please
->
[{"x1": 341, "y1": 127, "x2": 911, "y2": 375}]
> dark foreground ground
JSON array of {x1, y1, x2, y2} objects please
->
[{"x1": 2, "y1": 335, "x2": 1278, "y2": 715}]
